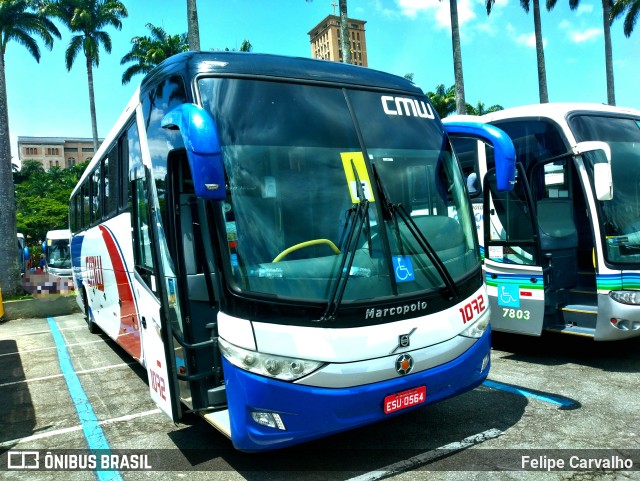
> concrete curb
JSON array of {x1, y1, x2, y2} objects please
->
[{"x1": 1, "y1": 295, "x2": 81, "y2": 321}]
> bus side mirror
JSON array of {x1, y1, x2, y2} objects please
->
[
  {"x1": 444, "y1": 122, "x2": 516, "y2": 192},
  {"x1": 573, "y1": 141, "x2": 612, "y2": 201},
  {"x1": 161, "y1": 103, "x2": 226, "y2": 201}
]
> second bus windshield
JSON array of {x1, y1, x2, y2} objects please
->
[{"x1": 198, "y1": 78, "x2": 478, "y2": 303}]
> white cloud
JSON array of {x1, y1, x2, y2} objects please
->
[
  {"x1": 576, "y1": 4, "x2": 594, "y2": 15},
  {"x1": 518, "y1": 33, "x2": 539, "y2": 48},
  {"x1": 559, "y1": 19, "x2": 602, "y2": 44},
  {"x1": 571, "y1": 28, "x2": 601, "y2": 43},
  {"x1": 396, "y1": 0, "x2": 477, "y2": 29}
]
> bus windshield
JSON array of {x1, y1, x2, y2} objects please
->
[
  {"x1": 198, "y1": 78, "x2": 478, "y2": 303},
  {"x1": 47, "y1": 238, "x2": 71, "y2": 269},
  {"x1": 570, "y1": 114, "x2": 640, "y2": 265}
]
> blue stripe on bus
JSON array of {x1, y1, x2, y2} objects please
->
[
  {"x1": 483, "y1": 379, "x2": 580, "y2": 409},
  {"x1": 47, "y1": 317, "x2": 123, "y2": 481}
]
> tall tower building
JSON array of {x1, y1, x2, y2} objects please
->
[{"x1": 308, "y1": 14, "x2": 368, "y2": 66}]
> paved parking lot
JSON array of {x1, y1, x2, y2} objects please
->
[{"x1": 1, "y1": 313, "x2": 639, "y2": 480}]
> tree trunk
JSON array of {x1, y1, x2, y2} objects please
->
[
  {"x1": 187, "y1": 0, "x2": 201, "y2": 51},
  {"x1": 533, "y1": 0, "x2": 549, "y2": 103},
  {"x1": 0, "y1": 51, "x2": 21, "y2": 297},
  {"x1": 86, "y1": 54, "x2": 99, "y2": 153},
  {"x1": 602, "y1": 0, "x2": 616, "y2": 105},
  {"x1": 450, "y1": 0, "x2": 466, "y2": 114},
  {"x1": 339, "y1": 0, "x2": 351, "y2": 64}
]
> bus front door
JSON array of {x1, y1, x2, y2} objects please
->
[
  {"x1": 131, "y1": 172, "x2": 183, "y2": 422},
  {"x1": 483, "y1": 165, "x2": 546, "y2": 336}
]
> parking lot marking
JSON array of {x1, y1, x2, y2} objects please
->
[
  {"x1": 0, "y1": 338, "x2": 106, "y2": 358},
  {"x1": 0, "y1": 324, "x2": 87, "y2": 340},
  {"x1": 483, "y1": 379, "x2": 580, "y2": 409},
  {"x1": 0, "y1": 409, "x2": 162, "y2": 449},
  {"x1": 47, "y1": 317, "x2": 123, "y2": 481},
  {"x1": 345, "y1": 428, "x2": 503, "y2": 481},
  {"x1": 0, "y1": 361, "x2": 137, "y2": 388}
]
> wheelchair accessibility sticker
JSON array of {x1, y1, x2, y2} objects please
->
[
  {"x1": 497, "y1": 283, "x2": 520, "y2": 308},
  {"x1": 393, "y1": 256, "x2": 415, "y2": 283}
]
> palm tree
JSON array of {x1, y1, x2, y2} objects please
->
[
  {"x1": 186, "y1": 0, "x2": 200, "y2": 50},
  {"x1": 0, "y1": 0, "x2": 60, "y2": 297},
  {"x1": 486, "y1": 0, "x2": 550, "y2": 103},
  {"x1": 120, "y1": 23, "x2": 188, "y2": 85},
  {"x1": 427, "y1": 84, "x2": 457, "y2": 119},
  {"x1": 447, "y1": 0, "x2": 467, "y2": 113},
  {"x1": 47, "y1": 0, "x2": 128, "y2": 152},
  {"x1": 611, "y1": 0, "x2": 640, "y2": 37},
  {"x1": 551, "y1": 0, "x2": 615, "y2": 105}
]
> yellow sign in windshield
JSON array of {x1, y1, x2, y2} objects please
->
[{"x1": 340, "y1": 152, "x2": 375, "y2": 203}]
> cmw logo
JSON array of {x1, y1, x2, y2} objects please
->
[{"x1": 381, "y1": 96, "x2": 435, "y2": 119}]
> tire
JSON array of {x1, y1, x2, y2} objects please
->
[{"x1": 83, "y1": 289, "x2": 100, "y2": 334}]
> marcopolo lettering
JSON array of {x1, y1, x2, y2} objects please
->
[
  {"x1": 381, "y1": 95, "x2": 435, "y2": 119},
  {"x1": 366, "y1": 301, "x2": 428, "y2": 319}
]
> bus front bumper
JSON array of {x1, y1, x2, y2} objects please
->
[{"x1": 222, "y1": 328, "x2": 491, "y2": 452}]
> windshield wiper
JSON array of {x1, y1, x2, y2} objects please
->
[
  {"x1": 319, "y1": 160, "x2": 369, "y2": 322},
  {"x1": 371, "y1": 164, "x2": 459, "y2": 301}
]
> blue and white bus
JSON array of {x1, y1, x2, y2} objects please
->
[
  {"x1": 446, "y1": 103, "x2": 640, "y2": 341},
  {"x1": 69, "y1": 51, "x2": 515, "y2": 451}
]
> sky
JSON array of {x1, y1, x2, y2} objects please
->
[{"x1": 5, "y1": 0, "x2": 640, "y2": 163}]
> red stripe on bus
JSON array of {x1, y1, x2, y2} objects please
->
[{"x1": 99, "y1": 225, "x2": 141, "y2": 360}]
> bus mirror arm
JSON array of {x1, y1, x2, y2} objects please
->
[
  {"x1": 444, "y1": 122, "x2": 516, "y2": 192},
  {"x1": 162, "y1": 103, "x2": 227, "y2": 201}
]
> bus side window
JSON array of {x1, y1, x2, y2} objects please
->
[
  {"x1": 91, "y1": 165, "x2": 102, "y2": 223},
  {"x1": 104, "y1": 147, "x2": 119, "y2": 217},
  {"x1": 82, "y1": 183, "x2": 90, "y2": 228},
  {"x1": 127, "y1": 122, "x2": 156, "y2": 290}
]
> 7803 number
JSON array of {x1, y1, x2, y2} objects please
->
[{"x1": 502, "y1": 308, "x2": 530, "y2": 320}]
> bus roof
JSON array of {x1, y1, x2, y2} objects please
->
[
  {"x1": 72, "y1": 51, "x2": 425, "y2": 199},
  {"x1": 462, "y1": 102, "x2": 640, "y2": 125},
  {"x1": 140, "y1": 51, "x2": 422, "y2": 95},
  {"x1": 46, "y1": 229, "x2": 71, "y2": 240}
]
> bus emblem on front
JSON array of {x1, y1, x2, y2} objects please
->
[
  {"x1": 390, "y1": 327, "x2": 417, "y2": 354},
  {"x1": 395, "y1": 354, "x2": 414, "y2": 376}
]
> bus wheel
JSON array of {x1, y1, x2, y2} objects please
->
[{"x1": 83, "y1": 290, "x2": 99, "y2": 334}]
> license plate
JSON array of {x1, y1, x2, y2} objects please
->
[{"x1": 384, "y1": 386, "x2": 426, "y2": 414}]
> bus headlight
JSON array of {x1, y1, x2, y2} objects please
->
[
  {"x1": 459, "y1": 310, "x2": 490, "y2": 339},
  {"x1": 218, "y1": 338, "x2": 325, "y2": 381},
  {"x1": 609, "y1": 290, "x2": 640, "y2": 305}
]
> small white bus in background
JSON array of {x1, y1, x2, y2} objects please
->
[
  {"x1": 44, "y1": 229, "x2": 72, "y2": 279},
  {"x1": 446, "y1": 103, "x2": 640, "y2": 341}
]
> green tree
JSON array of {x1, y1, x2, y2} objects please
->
[
  {"x1": 551, "y1": 0, "x2": 616, "y2": 105},
  {"x1": 611, "y1": 0, "x2": 640, "y2": 37},
  {"x1": 239, "y1": 39, "x2": 252, "y2": 52},
  {"x1": 186, "y1": 0, "x2": 200, "y2": 50},
  {"x1": 0, "y1": 0, "x2": 60, "y2": 296},
  {"x1": 466, "y1": 101, "x2": 504, "y2": 115},
  {"x1": 427, "y1": 84, "x2": 457, "y2": 119},
  {"x1": 15, "y1": 161, "x2": 88, "y2": 243},
  {"x1": 47, "y1": 0, "x2": 128, "y2": 151},
  {"x1": 120, "y1": 23, "x2": 188, "y2": 85},
  {"x1": 486, "y1": 0, "x2": 550, "y2": 103}
]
